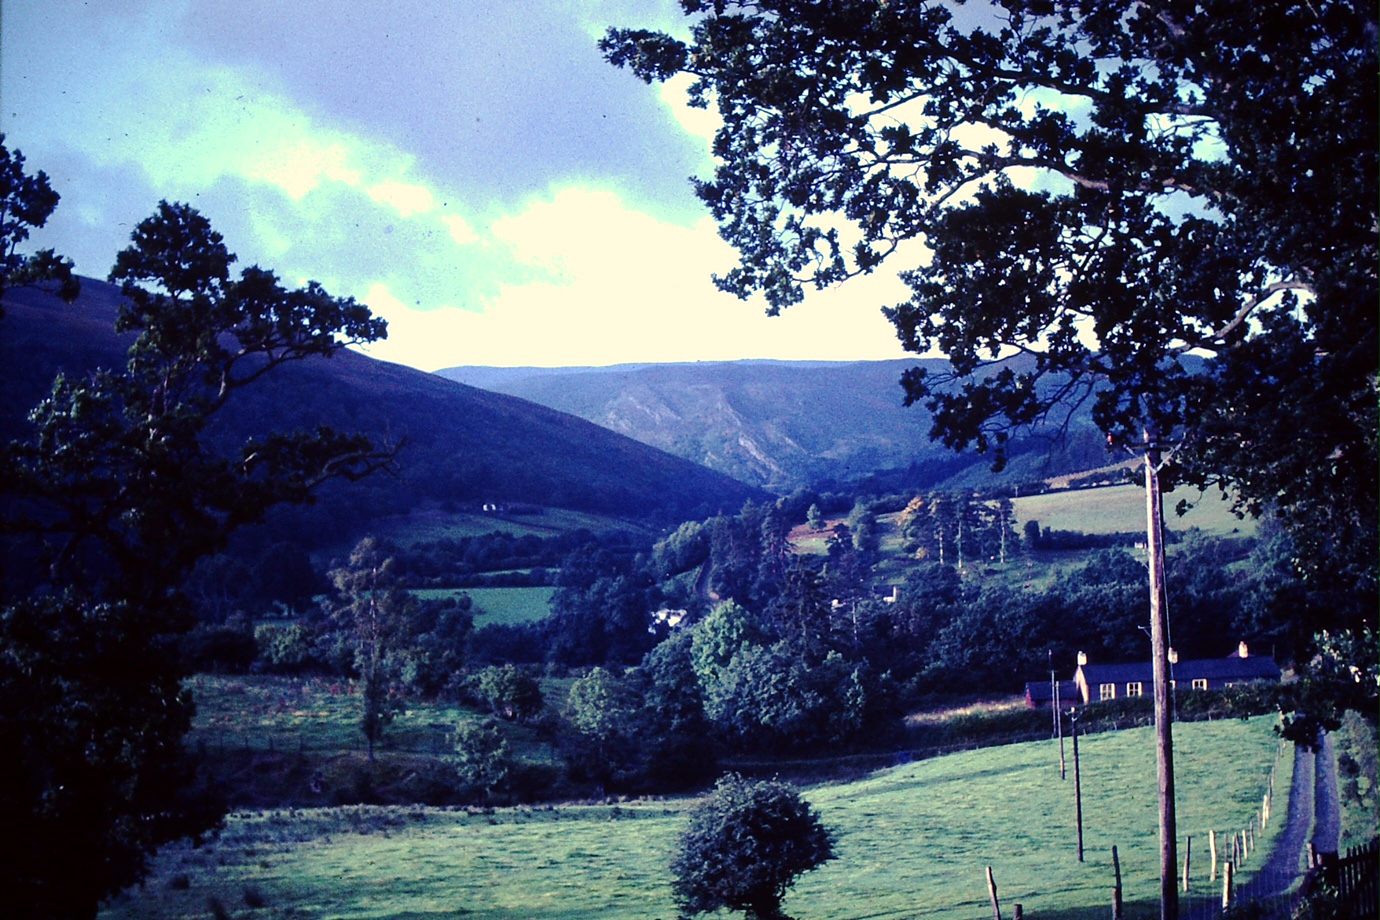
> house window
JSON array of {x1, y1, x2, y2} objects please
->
[
  {"x1": 1126, "y1": 682, "x2": 1144, "y2": 697},
  {"x1": 1191, "y1": 678, "x2": 1208, "y2": 691},
  {"x1": 1099, "y1": 683, "x2": 1116, "y2": 701}
]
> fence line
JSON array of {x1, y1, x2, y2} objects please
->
[{"x1": 1297, "y1": 837, "x2": 1379, "y2": 919}]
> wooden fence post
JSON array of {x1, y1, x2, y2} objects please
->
[
  {"x1": 1014, "y1": 904, "x2": 1023, "y2": 920},
  {"x1": 1182, "y1": 835, "x2": 1191, "y2": 893},
  {"x1": 1209, "y1": 829, "x2": 1218, "y2": 881},
  {"x1": 1112, "y1": 845, "x2": 1125, "y2": 920},
  {"x1": 1221, "y1": 861, "x2": 1234, "y2": 911},
  {"x1": 986, "y1": 866, "x2": 1002, "y2": 920},
  {"x1": 1071, "y1": 710, "x2": 1084, "y2": 863}
]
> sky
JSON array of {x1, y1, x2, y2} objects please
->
[{"x1": 2, "y1": 0, "x2": 914, "y2": 372}]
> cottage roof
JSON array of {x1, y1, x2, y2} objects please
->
[
  {"x1": 1025, "y1": 679, "x2": 1080, "y2": 703},
  {"x1": 1078, "y1": 654, "x2": 1280, "y2": 686}
]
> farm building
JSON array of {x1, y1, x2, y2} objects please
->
[
  {"x1": 1024, "y1": 679, "x2": 1081, "y2": 710},
  {"x1": 1071, "y1": 642, "x2": 1280, "y2": 704}
]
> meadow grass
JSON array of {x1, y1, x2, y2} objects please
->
[
  {"x1": 370, "y1": 507, "x2": 650, "y2": 547},
  {"x1": 407, "y1": 586, "x2": 556, "y2": 627},
  {"x1": 187, "y1": 675, "x2": 490, "y2": 755},
  {"x1": 103, "y1": 717, "x2": 1289, "y2": 920},
  {"x1": 465, "y1": 586, "x2": 557, "y2": 627},
  {"x1": 1012, "y1": 484, "x2": 1254, "y2": 539}
]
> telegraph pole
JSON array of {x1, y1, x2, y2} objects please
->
[{"x1": 1143, "y1": 429, "x2": 1178, "y2": 920}]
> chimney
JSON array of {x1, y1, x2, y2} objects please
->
[
  {"x1": 1077, "y1": 651, "x2": 1088, "y2": 666},
  {"x1": 1238, "y1": 641, "x2": 1249, "y2": 659}
]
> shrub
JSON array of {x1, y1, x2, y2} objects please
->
[
  {"x1": 670, "y1": 773, "x2": 835, "y2": 919},
  {"x1": 451, "y1": 720, "x2": 515, "y2": 801},
  {"x1": 471, "y1": 664, "x2": 544, "y2": 721},
  {"x1": 254, "y1": 622, "x2": 314, "y2": 674}
]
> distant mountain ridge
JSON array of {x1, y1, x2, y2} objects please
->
[
  {"x1": 0, "y1": 278, "x2": 767, "y2": 547},
  {"x1": 438, "y1": 360, "x2": 1111, "y2": 492}
]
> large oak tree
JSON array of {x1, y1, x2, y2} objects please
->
[
  {"x1": 603, "y1": 0, "x2": 1374, "y2": 595},
  {"x1": 604, "y1": 4, "x2": 1376, "y2": 916},
  {"x1": 0, "y1": 153, "x2": 394, "y2": 918}
]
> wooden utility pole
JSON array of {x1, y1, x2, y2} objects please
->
[
  {"x1": 1144, "y1": 430, "x2": 1178, "y2": 920},
  {"x1": 1071, "y1": 708, "x2": 1084, "y2": 862}
]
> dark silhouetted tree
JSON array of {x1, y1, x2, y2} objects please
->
[
  {"x1": 0, "y1": 136, "x2": 78, "y2": 308},
  {"x1": 0, "y1": 191, "x2": 391, "y2": 918}
]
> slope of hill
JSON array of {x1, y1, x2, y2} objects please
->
[
  {"x1": 438, "y1": 360, "x2": 1111, "y2": 491},
  {"x1": 0, "y1": 279, "x2": 767, "y2": 546}
]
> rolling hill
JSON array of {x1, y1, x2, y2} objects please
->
[
  {"x1": 0, "y1": 278, "x2": 768, "y2": 548},
  {"x1": 438, "y1": 360, "x2": 1113, "y2": 492}
]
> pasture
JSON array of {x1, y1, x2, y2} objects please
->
[
  {"x1": 1011, "y1": 483, "x2": 1254, "y2": 538},
  {"x1": 412, "y1": 585, "x2": 557, "y2": 628},
  {"x1": 102, "y1": 717, "x2": 1290, "y2": 920},
  {"x1": 368, "y1": 506, "x2": 651, "y2": 547}
]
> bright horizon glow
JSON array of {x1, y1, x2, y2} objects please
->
[{"x1": 2, "y1": 1, "x2": 915, "y2": 373}]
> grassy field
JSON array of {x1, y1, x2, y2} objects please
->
[
  {"x1": 366, "y1": 506, "x2": 652, "y2": 547},
  {"x1": 466, "y1": 586, "x2": 557, "y2": 627},
  {"x1": 103, "y1": 717, "x2": 1290, "y2": 920},
  {"x1": 187, "y1": 675, "x2": 479, "y2": 756},
  {"x1": 410, "y1": 585, "x2": 556, "y2": 628},
  {"x1": 1012, "y1": 483, "x2": 1255, "y2": 538}
]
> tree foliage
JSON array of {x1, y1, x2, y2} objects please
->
[
  {"x1": 604, "y1": 0, "x2": 1376, "y2": 723},
  {"x1": 471, "y1": 663, "x2": 544, "y2": 722},
  {"x1": 670, "y1": 773, "x2": 835, "y2": 920},
  {"x1": 0, "y1": 136, "x2": 78, "y2": 308},
  {"x1": 0, "y1": 168, "x2": 391, "y2": 917},
  {"x1": 325, "y1": 538, "x2": 417, "y2": 761}
]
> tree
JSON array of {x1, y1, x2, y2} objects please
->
[
  {"x1": 566, "y1": 666, "x2": 641, "y2": 785},
  {"x1": 471, "y1": 663, "x2": 544, "y2": 722},
  {"x1": 604, "y1": 7, "x2": 1376, "y2": 916},
  {"x1": 0, "y1": 136, "x2": 78, "y2": 308},
  {"x1": 326, "y1": 538, "x2": 416, "y2": 762},
  {"x1": 631, "y1": 629, "x2": 717, "y2": 788},
  {"x1": 0, "y1": 194, "x2": 391, "y2": 917},
  {"x1": 451, "y1": 719, "x2": 515, "y2": 800},
  {"x1": 670, "y1": 773, "x2": 835, "y2": 920}
]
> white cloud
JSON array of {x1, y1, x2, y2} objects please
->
[
  {"x1": 7, "y1": 0, "x2": 918, "y2": 373},
  {"x1": 366, "y1": 179, "x2": 438, "y2": 217},
  {"x1": 358, "y1": 185, "x2": 912, "y2": 370}
]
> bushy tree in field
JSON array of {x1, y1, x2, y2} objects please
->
[
  {"x1": 451, "y1": 719, "x2": 514, "y2": 800},
  {"x1": 565, "y1": 665, "x2": 641, "y2": 785},
  {"x1": 670, "y1": 773, "x2": 835, "y2": 920},
  {"x1": 0, "y1": 180, "x2": 391, "y2": 917},
  {"x1": 471, "y1": 663, "x2": 543, "y2": 722},
  {"x1": 325, "y1": 539, "x2": 416, "y2": 762}
]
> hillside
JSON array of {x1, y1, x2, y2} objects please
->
[
  {"x1": 438, "y1": 360, "x2": 1112, "y2": 492},
  {"x1": 0, "y1": 279, "x2": 767, "y2": 546}
]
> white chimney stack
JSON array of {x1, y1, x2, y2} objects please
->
[
  {"x1": 1238, "y1": 641, "x2": 1249, "y2": 659},
  {"x1": 1077, "y1": 651, "x2": 1088, "y2": 666}
]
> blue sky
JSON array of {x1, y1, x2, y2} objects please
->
[{"x1": 2, "y1": 0, "x2": 911, "y2": 371}]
